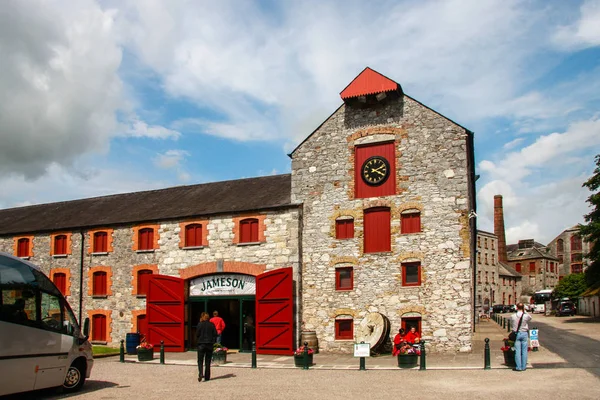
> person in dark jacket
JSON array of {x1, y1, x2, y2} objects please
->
[{"x1": 196, "y1": 312, "x2": 218, "y2": 382}]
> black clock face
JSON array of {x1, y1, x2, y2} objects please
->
[{"x1": 361, "y1": 156, "x2": 390, "y2": 186}]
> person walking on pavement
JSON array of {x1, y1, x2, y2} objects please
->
[
  {"x1": 510, "y1": 302, "x2": 532, "y2": 371},
  {"x1": 196, "y1": 312, "x2": 217, "y2": 382},
  {"x1": 210, "y1": 311, "x2": 226, "y2": 344}
]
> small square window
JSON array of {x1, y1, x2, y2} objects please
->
[
  {"x1": 335, "y1": 267, "x2": 353, "y2": 290},
  {"x1": 401, "y1": 212, "x2": 421, "y2": 234},
  {"x1": 335, "y1": 219, "x2": 354, "y2": 239},
  {"x1": 335, "y1": 318, "x2": 353, "y2": 340},
  {"x1": 402, "y1": 262, "x2": 421, "y2": 286}
]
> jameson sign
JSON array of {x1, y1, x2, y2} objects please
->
[{"x1": 190, "y1": 274, "x2": 256, "y2": 296}]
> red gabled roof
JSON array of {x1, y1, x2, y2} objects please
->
[{"x1": 340, "y1": 67, "x2": 400, "y2": 100}]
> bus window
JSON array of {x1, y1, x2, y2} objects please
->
[
  {"x1": 40, "y1": 291, "x2": 63, "y2": 332},
  {"x1": 0, "y1": 289, "x2": 37, "y2": 326}
]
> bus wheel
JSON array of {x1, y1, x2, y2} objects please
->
[{"x1": 63, "y1": 360, "x2": 86, "y2": 392}]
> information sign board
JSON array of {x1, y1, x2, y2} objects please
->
[{"x1": 354, "y1": 343, "x2": 370, "y2": 357}]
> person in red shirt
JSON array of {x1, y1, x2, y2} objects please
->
[
  {"x1": 210, "y1": 311, "x2": 226, "y2": 344},
  {"x1": 392, "y1": 328, "x2": 408, "y2": 356},
  {"x1": 405, "y1": 326, "x2": 421, "y2": 344}
]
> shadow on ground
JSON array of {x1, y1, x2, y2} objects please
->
[{"x1": 1, "y1": 381, "x2": 119, "y2": 400}]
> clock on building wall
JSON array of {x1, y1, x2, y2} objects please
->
[{"x1": 361, "y1": 155, "x2": 390, "y2": 186}]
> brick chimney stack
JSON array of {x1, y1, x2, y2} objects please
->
[{"x1": 494, "y1": 195, "x2": 508, "y2": 263}]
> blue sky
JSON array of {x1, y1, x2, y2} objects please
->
[{"x1": 1, "y1": 0, "x2": 600, "y2": 244}]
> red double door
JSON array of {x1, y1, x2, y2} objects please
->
[{"x1": 146, "y1": 268, "x2": 294, "y2": 355}]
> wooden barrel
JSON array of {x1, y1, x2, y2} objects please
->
[{"x1": 301, "y1": 331, "x2": 319, "y2": 354}]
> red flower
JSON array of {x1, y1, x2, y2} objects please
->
[{"x1": 294, "y1": 346, "x2": 315, "y2": 356}]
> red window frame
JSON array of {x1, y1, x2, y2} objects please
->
[
  {"x1": 335, "y1": 267, "x2": 354, "y2": 290},
  {"x1": 185, "y1": 224, "x2": 203, "y2": 247},
  {"x1": 17, "y1": 238, "x2": 30, "y2": 257},
  {"x1": 401, "y1": 262, "x2": 421, "y2": 286},
  {"x1": 239, "y1": 219, "x2": 259, "y2": 243},
  {"x1": 363, "y1": 207, "x2": 391, "y2": 253},
  {"x1": 138, "y1": 228, "x2": 154, "y2": 251},
  {"x1": 93, "y1": 271, "x2": 108, "y2": 296},
  {"x1": 137, "y1": 269, "x2": 153, "y2": 296},
  {"x1": 335, "y1": 318, "x2": 353, "y2": 340},
  {"x1": 54, "y1": 235, "x2": 67, "y2": 255},
  {"x1": 93, "y1": 232, "x2": 108, "y2": 253},
  {"x1": 571, "y1": 264, "x2": 583, "y2": 274},
  {"x1": 137, "y1": 314, "x2": 148, "y2": 336},
  {"x1": 92, "y1": 314, "x2": 107, "y2": 341},
  {"x1": 335, "y1": 219, "x2": 354, "y2": 239},
  {"x1": 571, "y1": 235, "x2": 582, "y2": 252},
  {"x1": 53, "y1": 273, "x2": 67, "y2": 295},
  {"x1": 529, "y1": 262, "x2": 536, "y2": 273},
  {"x1": 401, "y1": 212, "x2": 421, "y2": 234},
  {"x1": 515, "y1": 263, "x2": 521, "y2": 273},
  {"x1": 550, "y1": 262, "x2": 554, "y2": 273}
]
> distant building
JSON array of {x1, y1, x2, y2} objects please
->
[
  {"x1": 548, "y1": 226, "x2": 591, "y2": 278},
  {"x1": 506, "y1": 239, "x2": 559, "y2": 295}
]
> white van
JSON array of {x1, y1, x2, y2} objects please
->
[{"x1": 0, "y1": 252, "x2": 93, "y2": 396}]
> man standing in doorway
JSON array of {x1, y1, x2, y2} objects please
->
[{"x1": 210, "y1": 311, "x2": 226, "y2": 344}]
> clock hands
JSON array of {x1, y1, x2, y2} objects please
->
[{"x1": 370, "y1": 165, "x2": 386, "y2": 176}]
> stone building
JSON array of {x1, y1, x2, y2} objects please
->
[
  {"x1": 505, "y1": 240, "x2": 559, "y2": 295},
  {"x1": 475, "y1": 230, "x2": 522, "y2": 313},
  {"x1": 548, "y1": 226, "x2": 591, "y2": 278},
  {"x1": 0, "y1": 67, "x2": 477, "y2": 353}
]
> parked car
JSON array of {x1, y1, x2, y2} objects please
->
[
  {"x1": 556, "y1": 302, "x2": 576, "y2": 317},
  {"x1": 506, "y1": 304, "x2": 517, "y2": 313},
  {"x1": 492, "y1": 304, "x2": 506, "y2": 314}
]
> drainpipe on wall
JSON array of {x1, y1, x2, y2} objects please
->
[
  {"x1": 466, "y1": 130, "x2": 478, "y2": 333},
  {"x1": 78, "y1": 230, "x2": 85, "y2": 325}
]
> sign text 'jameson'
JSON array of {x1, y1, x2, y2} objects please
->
[{"x1": 190, "y1": 274, "x2": 256, "y2": 296}]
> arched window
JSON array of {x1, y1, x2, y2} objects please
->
[
  {"x1": 363, "y1": 207, "x2": 391, "y2": 253},
  {"x1": 401, "y1": 210, "x2": 421, "y2": 234},
  {"x1": 53, "y1": 273, "x2": 67, "y2": 295},
  {"x1": 571, "y1": 235, "x2": 582, "y2": 252},
  {"x1": 92, "y1": 314, "x2": 107, "y2": 341},
  {"x1": 556, "y1": 239, "x2": 564, "y2": 254},
  {"x1": 17, "y1": 238, "x2": 30, "y2": 258},
  {"x1": 185, "y1": 224, "x2": 203, "y2": 247},
  {"x1": 54, "y1": 235, "x2": 67, "y2": 255},
  {"x1": 137, "y1": 269, "x2": 153, "y2": 296},
  {"x1": 335, "y1": 316, "x2": 353, "y2": 340},
  {"x1": 93, "y1": 271, "x2": 107, "y2": 296},
  {"x1": 138, "y1": 228, "x2": 154, "y2": 251},
  {"x1": 335, "y1": 218, "x2": 354, "y2": 239},
  {"x1": 93, "y1": 231, "x2": 108, "y2": 253},
  {"x1": 239, "y1": 218, "x2": 259, "y2": 243}
]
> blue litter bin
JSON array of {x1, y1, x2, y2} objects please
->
[{"x1": 126, "y1": 332, "x2": 141, "y2": 355}]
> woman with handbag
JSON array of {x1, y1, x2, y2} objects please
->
[{"x1": 510, "y1": 303, "x2": 532, "y2": 371}]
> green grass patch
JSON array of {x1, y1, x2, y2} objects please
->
[{"x1": 92, "y1": 345, "x2": 121, "y2": 356}]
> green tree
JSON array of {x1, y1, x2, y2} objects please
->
[
  {"x1": 579, "y1": 154, "x2": 600, "y2": 286},
  {"x1": 552, "y1": 273, "x2": 587, "y2": 299}
]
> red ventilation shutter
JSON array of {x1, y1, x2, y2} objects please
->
[
  {"x1": 17, "y1": 238, "x2": 29, "y2": 257},
  {"x1": 185, "y1": 224, "x2": 202, "y2": 247},
  {"x1": 240, "y1": 219, "x2": 258, "y2": 243},
  {"x1": 515, "y1": 263, "x2": 521, "y2": 272},
  {"x1": 93, "y1": 272, "x2": 107, "y2": 296},
  {"x1": 137, "y1": 314, "x2": 148, "y2": 337},
  {"x1": 54, "y1": 235, "x2": 67, "y2": 255},
  {"x1": 92, "y1": 314, "x2": 107, "y2": 341},
  {"x1": 336, "y1": 219, "x2": 354, "y2": 239},
  {"x1": 53, "y1": 273, "x2": 66, "y2": 294},
  {"x1": 529, "y1": 262, "x2": 536, "y2": 272},
  {"x1": 364, "y1": 207, "x2": 391, "y2": 253},
  {"x1": 355, "y1": 142, "x2": 396, "y2": 199},
  {"x1": 401, "y1": 212, "x2": 421, "y2": 234},
  {"x1": 94, "y1": 232, "x2": 107, "y2": 253},
  {"x1": 139, "y1": 228, "x2": 154, "y2": 250},
  {"x1": 138, "y1": 270, "x2": 153, "y2": 296}
]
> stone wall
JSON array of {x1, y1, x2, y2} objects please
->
[
  {"x1": 291, "y1": 94, "x2": 473, "y2": 353},
  {"x1": 0, "y1": 207, "x2": 300, "y2": 345}
]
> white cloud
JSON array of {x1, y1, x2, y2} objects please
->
[
  {"x1": 125, "y1": 116, "x2": 181, "y2": 139},
  {"x1": 503, "y1": 138, "x2": 525, "y2": 150},
  {"x1": 154, "y1": 149, "x2": 189, "y2": 169},
  {"x1": 553, "y1": 0, "x2": 600, "y2": 50}
]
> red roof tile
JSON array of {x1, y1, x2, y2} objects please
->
[{"x1": 340, "y1": 67, "x2": 400, "y2": 99}]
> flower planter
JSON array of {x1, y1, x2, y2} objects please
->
[
  {"x1": 137, "y1": 348, "x2": 154, "y2": 362},
  {"x1": 397, "y1": 354, "x2": 418, "y2": 368},
  {"x1": 212, "y1": 351, "x2": 227, "y2": 365},
  {"x1": 294, "y1": 354, "x2": 314, "y2": 367},
  {"x1": 503, "y1": 350, "x2": 516, "y2": 367}
]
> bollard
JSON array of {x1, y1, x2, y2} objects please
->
[
  {"x1": 503, "y1": 318, "x2": 506, "y2": 329},
  {"x1": 160, "y1": 340, "x2": 165, "y2": 364},
  {"x1": 251, "y1": 341, "x2": 257, "y2": 369},
  {"x1": 484, "y1": 338, "x2": 490, "y2": 369},
  {"x1": 303, "y1": 341, "x2": 309, "y2": 370},
  {"x1": 419, "y1": 340, "x2": 426, "y2": 371},
  {"x1": 507, "y1": 319, "x2": 511, "y2": 333},
  {"x1": 120, "y1": 339, "x2": 125, "y2": 363},
  {"x1": 359, "y1": 340, "x2": 366, "y2": 371}
]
